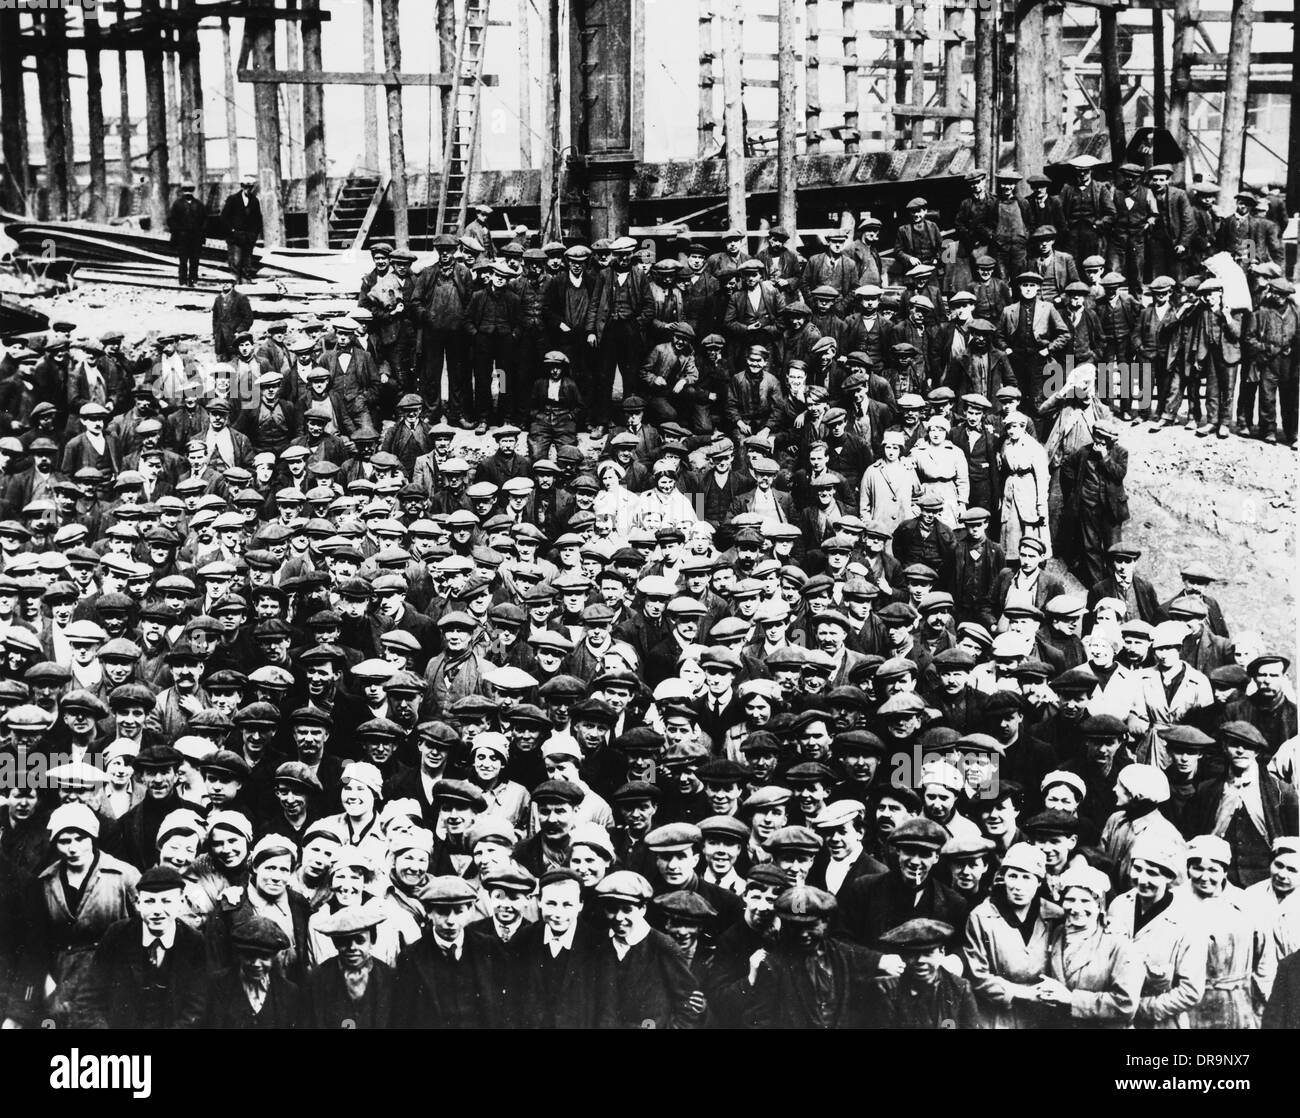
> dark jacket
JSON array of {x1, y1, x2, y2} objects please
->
[
  {"x1": 870, "y1": 967, "x2": 982, "y2": 1029},
  {"x1": 204, "y1": 966, "x2": 303, "y2": 1029},
  {"x1": 837, "y1": 870, "x2": 969, "y2": 949},
  {"x1": 512, "y1": 920, "x2": 602, "y2": 1029},
  {"x1": 1087, "y1": 575, "x2": 1162, "y2": 625},
  {"x1": 78, "y1": 917, "x2": 208, "y2": 1029},
  {"x1": 394, "y1": 933, "x2": 511, "y2": 1028},
  {"x1": 219, "y1": 189, "x2": 263, "y2": 246},
  {"x1": 167, "y1": 195, "x2": 208, "y2": 243},
  {"x1": 305, "y1": 956, "x2": 397, "y2": 1029},
  {"x1": 585, "y1": 267, "x2": 655, "y2": 343},
  {"x1": 1059, "y1": 442, "x2": 1129, "y2": 527},
  {"x1": 1263, "y1": 950, "x2": 1300, "y2": 1030},
  {"x1": 752, "y1": 937, "x2": 883, "y2": 1028},
  {"x1": 590, "y1": 928, "x2": 703, "y2": 1029}
]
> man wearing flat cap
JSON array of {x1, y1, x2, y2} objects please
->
[
  {"x1": 870, "y1": 917, "x2": 981, "y2": 1029},
  {"x1": 723, "y1": 262, "x2": 785, "y2": 374},
  {"x1": 1221, "y1": 654, "x2": 1298, "y2": 753},
  {"x1": 749, "y1": 884, "x2": 887, "y2": 1028},
  {"x1": 204, "y1": 911, "x2": 303, "y2": 1028},
  {"x1": 590, "y1": 870, "x2": 706, "y2": 1028},
  {"x1": 396, "y1": 875, "x2": 511, "y2": 1028},
  {"x1": 220, "y1": 174, "x2": 263, "y2": 283},
  {"x1": 79, "y1": 864, "x2": 208, "y2": 1028},
  {"x1": 306, "y1": 902, "x2": 396, "y2": 1028},
  {"x1": 838, "y1": 817, "x2": 969, "y2": 950},
  {"x1": 1184, "y1": 721, "x2": 1298, "y2": 886},
  {"x1": 585, "y1": 240, "x2": 654, "y2": 437}
]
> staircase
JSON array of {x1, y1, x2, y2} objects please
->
[
  {"x1": 329, "y1": 172, "x2": 387, "y2": 249},
  {"x1": 434, "y1": 0, "x2": 491, "y2": 237}
]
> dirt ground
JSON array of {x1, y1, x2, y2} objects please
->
[{"x1": 25, "y1": 284, "x2": 1300, "y2": 659}]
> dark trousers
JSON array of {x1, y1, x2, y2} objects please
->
[
  {"x1": 1280, "y1": 366, "x2": 1299, "y2": 444},
  {"x1": 1145, "y1": 236, "x2": 1183, "y2": 283},
  {"x1": 1203, "y1": 359, "x2": 1238, "y2": 429},
  {"x1": 420, "y1": 327, "x2": 463, "y2": 410},
  {"x1": 226, "y1": 239, "x2": 255, "y2": 280},
  {"x1": 176, "y1": 237, "x2": 203, "y2": 286},
  {"x1": 1237, "y1": 357, "x2": 1260, "y2": 430},
  {"x1": 1163, "y1": 361, "x2": 1203, "y2": 424},
  {"x1": 1073, "y1": 503, "x2": 1117, "y2": 587},
  {"x1": 1010, "y1": 352, "x2": 1051, "y2": 437},
  {"x1": 528, "y1": 411, "x2": 577, "y2": 460},
  {"x1": 1149, "y1": 355, "x2": 1171, "y2": 418},
  {"x1": 1108, "y1": 237, "x2": 1146, "y2": 295},
  {"x1": 468, "y1": 332, "x2": 515, "y2": 421},
  {"x1": 1253, "y1": 355, "x2": 1282, "y2": 437},
  {"x1": 1067, "y1": 224, "x2": 1106, "y2": 262},
  {"x1": 393, "y1": 324, "x2": 418, "y2": 392},
  {"x1": 993, "y1": 242, "x2": 1027, "y2": 283},
  {"x1": 594, "y1": 320, "x2": 644, "y2": 425}
]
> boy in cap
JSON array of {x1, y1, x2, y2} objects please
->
[
  {"x1": 307, "y1": 903, "x2": 396, "y2": 1028},
  {"x1": 870, "y1": 917, "x2": 980, "y2": 1029},
  {"x1": 203, "y1": 911, "x2": 302, "y2": 1028},
  {"x1": 394, "y1": 874, "x2": 510, "y2": 1027},
  {"x1": 749, "y1": 884, "x2": 888, "y2": 1028},
  {"x1": 590, "y1": 870, "x2": 706, "y2": 1028},
  {"x1": 79, "y1": 865, "x2": 208, "y2": 1028}
]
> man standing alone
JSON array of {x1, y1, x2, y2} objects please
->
[
  {"x1": 167, "y1": 180, "x2": 208, "y2": 288},
  {"x1": 220, "y1": 173, "x2": 263, "y2": 281}
]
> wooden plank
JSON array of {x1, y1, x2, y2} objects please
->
[
  {"x1": 1183, "y1": 51, "x2": 1292, "y2": 65},
  {"x1": 1123, "y1": 0, "x2": 1292, "y2": 16},
  {"x1": 868, "y1": 30, "x2": 966, "y2": 42},
  {"x1": 890, "y1": 103, "x2": 974, "y2": 119},
  {"x1": 236, "y1": 68, "x2": 499, "y2": 86},
  {"x1": 1188, "y1": 77, "x2": 1291, "y2": 92}
]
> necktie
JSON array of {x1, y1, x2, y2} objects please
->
[{"x1": 149, "y1": 938, "x2": 165, "y2": 968}]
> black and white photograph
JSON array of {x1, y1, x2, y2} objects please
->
[{"x1": 0, "y1": 0, "x2": 1296, "y2": 1067}]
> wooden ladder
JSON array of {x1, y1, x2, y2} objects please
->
[{"x1": 434, "y1": 0, "x2": 492, "y2": 237}]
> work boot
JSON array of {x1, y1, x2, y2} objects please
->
[
  {"x1": 1195, "y1": 424, "x2": 1213, "y2": 437},
  {"x1": 1215, "y1": 426, "x2": 1229, "y2": 439},
  {"x1": 1184, "y1": 418, "x2": 1198, "y2": 431},
  {"x1": 1264, "y1": 432, "x2": 1277, "y2": 444}
]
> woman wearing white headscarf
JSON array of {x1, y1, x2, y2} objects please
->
[
  {"x1": 963, "y1": 842, "x2": 1062, "y2": 1028},
  {"x1": 1101, "y1": 764, "x2": 1185, "y2": 887},
  {"x1": 1107, "y1": 832, "x2": 1209, "y2": 1029},
  {"x1": 1183, "y1": 835, "x2": 1257, "y2": 1028},
  {"x1": 1037, "y1": 862, "x2": 1143, "y2": 1028}
]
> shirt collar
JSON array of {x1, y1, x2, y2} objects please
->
[
  {"x1": 544, "y1": 922, "x2": 578, "y2": 953},
  {"x1": 610, "y1": 920, "x2": 651, "y2": 954},
  {"x1": 142, "y1": 922, "x2": 177, "y2": 950}
]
